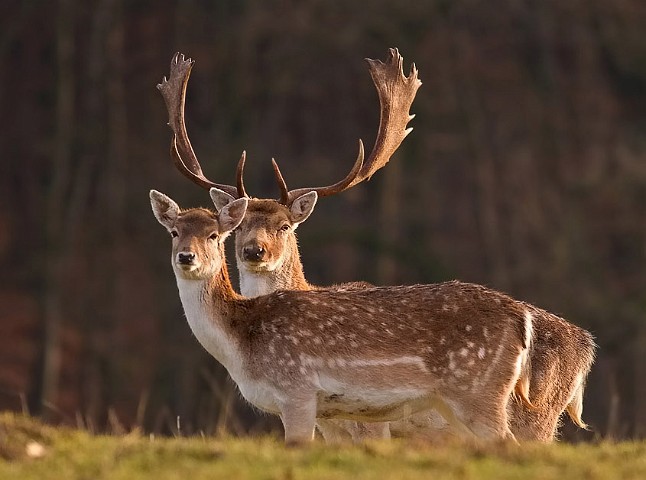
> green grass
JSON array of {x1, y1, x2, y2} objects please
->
[{"x1": 1, "y1": 413, "x2": 645, "y2": 480}]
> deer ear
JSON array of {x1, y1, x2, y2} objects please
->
[
  {"x1": 289, "y1": 191, "x2": 318, "y2": 227},
  {"x1": 150, "y1": 190, "x2": 180, "y2": 229},
  {"x1": 216, "y1": 195, "x2": 248, "y2": 234},
  {"x1": 210, "y1": 188, "x2": 237, "y2": 213}
]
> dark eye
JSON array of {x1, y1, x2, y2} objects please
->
[
  {"x1": 279, "y1": 224, "x2": 290, "y2": 232},
  {"x1": 209, "y1": 233, "x2": 219, "y2": 240},
  {"x1": 170, "y1": 230, "x2": 178, "y2": 238}
]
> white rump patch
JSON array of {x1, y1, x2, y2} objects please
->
[{"x1": 524, "y1": 309, "x2": 534, "y2": 349}]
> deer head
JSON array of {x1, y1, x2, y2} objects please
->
[
  {"x1": 150, "y1": 189, "x2": 248, "y2": 281},
  {"x1": 158, "y1": 49, "x2": 421, "y2": 295}
]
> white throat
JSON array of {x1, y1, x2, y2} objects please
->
[
  {"x1": 175, "y1": 275, "x2": 242, "y2": 373},
  {"x1": 238, "y1": 268, "x2": 280, "y2": 298}
]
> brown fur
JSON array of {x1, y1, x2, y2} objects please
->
[
  {"x1": 232, "y1": 198, "x2": 595, "y2": 442},
  {"x1": 508, "y1": 303, "x2": 596, "y2": 440},
  {"x1": 151, "y1": 193, "x2": 532, "y2": 444}
]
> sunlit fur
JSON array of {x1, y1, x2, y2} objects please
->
[
  {"x1": 227, "y1": 193, "x2": 596, "y2": 443},
  {"x1": 151, "y1": 190, "x2": 542, "y2": 445}
]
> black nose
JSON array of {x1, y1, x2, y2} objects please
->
[
  {"x1": 242, "y1": 245, "x2": 265, "y2": 262},
  {"x1": 178, "y1": 252, "x2": 196, "y2": 264}
]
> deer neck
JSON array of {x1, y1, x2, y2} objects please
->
[
  {"x1": 175, "y1": 258, "x2": 245, "y2": 372},
  {"x1": 238, "y1": 234, "x2": 312, "y2": 298}
]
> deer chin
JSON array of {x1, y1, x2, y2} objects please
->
[
  {"x1": 174, "y1": 262, "x2": 211, "y2": 280},
  {"x1": 240, "y1": 260, "x2": 276, "y2": 273}
]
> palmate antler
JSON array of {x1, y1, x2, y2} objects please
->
[
  {"x1": 273, "y1": 48, "x2": 422, "y2": 204},
  {"x1": 158, "y1": 49, "x2": 421, "y2": 204}
]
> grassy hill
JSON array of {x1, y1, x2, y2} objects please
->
[{"x1": 1, "y1": 412, "x2": 644, "y2": 480}]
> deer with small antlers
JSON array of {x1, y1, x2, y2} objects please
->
[
  {"x1": 157, "y1": 51, "x2": 595, "y2": 443},
  {"x1": 151, "y1": 187, "x2": 535, "y2": 445}
]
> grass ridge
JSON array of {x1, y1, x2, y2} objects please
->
[{"x1": 1, "y1": 413, "x2": 645, "y2": 479}]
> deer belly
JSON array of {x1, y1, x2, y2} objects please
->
[{"x1": 316, "y1": 375, "x2": 431, "y2": 422}]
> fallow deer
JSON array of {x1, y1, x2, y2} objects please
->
[
  {"x1": 157, "y1": 51, "x2": 595, "y2": 442},
  {"x1": 158, "y1": 48, "x2": 430, "y2": 441},
  {"x1": 150, "y1": 188, "x2": 534, "y2": 445}
]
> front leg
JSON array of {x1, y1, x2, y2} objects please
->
[{"x1": 279, "y1": 395, "x2": 317, "y2": 446}]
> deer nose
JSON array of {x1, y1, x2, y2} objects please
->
[
  {"x1": 177, "y1": 252, "x2": 196, "y2": 265},
  {"x1": 242, "y1": 245, "x2": 265, "y2": 262}
]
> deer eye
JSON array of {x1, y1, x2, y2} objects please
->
[
  {"x1": 170, "y1": 230, "x2": 179, "y2": 238},
  {"x1": 279, "y1": 224, "x2": 290, "y2": 232},
  {"x1": 209, "y1": 233, "x2": 219, "y2": 240}
]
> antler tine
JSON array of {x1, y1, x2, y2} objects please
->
[
  {"x1": 271, "y1": 158, "x2": 290, "y2": 205},
  {"x1": 277, "y1": 141, "x2": 365, "y2": 204},
  {"x1": 280, "y1": 48, "x2": 420, "y2": 204},
  {"x1": 236, "y1": 151, "x2": 248, "y2": 198},
  {"x1": 157, "y1": 52, "x2": 240, "y2": 198}
]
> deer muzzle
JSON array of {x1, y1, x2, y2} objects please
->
[
  {"x1": 242, "y1": 244, "x2": 266, "y2": 262},
  {"x1": 176, "y1": 251, "x2": 197, "y2": 270}
]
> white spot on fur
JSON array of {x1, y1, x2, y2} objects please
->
[{"x1": 478, "y1": 347, "x2": 486, "y2": 359}]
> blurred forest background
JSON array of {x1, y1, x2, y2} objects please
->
[{"x1": 1, "y1": 0, "x2": 645, "y2": 440}]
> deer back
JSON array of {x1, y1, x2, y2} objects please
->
[{"x1": 231, "y1": 281, "x2": 532, "y2": 395}]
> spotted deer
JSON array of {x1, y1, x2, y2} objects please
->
[
  {"x1": 157, "y1": 51, "x2": 595, "y2": 442},
  {"x1": 158, "y1": 48, "x2": 429, "y2": 441},
  {"x1": 150, "y1": 188, "x2": 535, "y2": 445}
]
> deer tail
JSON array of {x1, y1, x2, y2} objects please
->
[
  {"x1": 514, "y1": 309, "x2": 536, "y2": 410},
  {"x1": 565, "y1": 377, "x2": 589, "y2": 430}
]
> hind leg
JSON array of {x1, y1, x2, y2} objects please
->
[{"x1": 447, "y1": 396, "x2": 516, "y2": 442}]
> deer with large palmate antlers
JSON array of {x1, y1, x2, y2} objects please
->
[
  {"x1": 157, "y1": 51, "x2": 596, "y2": 442},
  {"x1": 151, "y1": 188, "x2": 535, "y2": 445},
  {"x1": 158, "y1": 48, "x2": 429, "y2": 441}
]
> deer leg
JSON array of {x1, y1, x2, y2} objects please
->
[
  {"x1": 463, "y1": 396, "x2": 517, "y2": 442},
  {"x1": 279, "y1": 396, "x2": 317, "y2": 446},
  {"x1": 316, "y1": 419, "x2": 354, "y2": 443},
  {"x1": 432, "y1": 399, "x2": 479, "y2": 440}
]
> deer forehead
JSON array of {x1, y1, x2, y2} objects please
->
[
  {"x1": 176, "y1": 208, "x2": 219, "y2": 237},
  {"x1": 239, "y1": 200, "x2": 292, "y2": 231}
]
